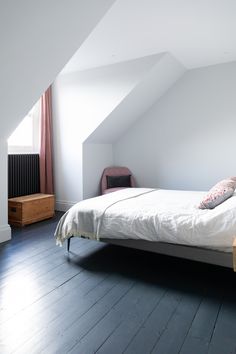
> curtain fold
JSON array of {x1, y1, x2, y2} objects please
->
[{"x1": 40, "y1": 86, "x2": 54, "y2": 194}]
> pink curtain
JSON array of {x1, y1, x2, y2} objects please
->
[{"x1": 40, "y1": 86, "x2": 54, "y2": 194}]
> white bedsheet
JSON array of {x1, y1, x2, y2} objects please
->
[{"x1": 55, "y1": 188, "x2": 236, "y2": 252}]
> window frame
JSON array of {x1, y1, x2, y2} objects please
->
[{"x1": 8, "y1": 100, "x2": 41, "y2": 154}]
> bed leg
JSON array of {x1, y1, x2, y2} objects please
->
[
  {"x1": 67, "y1": 237, "x2": 72, "y2": 252},
  {"x1": 233, "y1": 238, "x2": 236, "y2": 272}
]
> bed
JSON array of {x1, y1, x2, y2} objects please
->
[{"x1": 55, "y1": 188, "x2": 236, "y2": 271}]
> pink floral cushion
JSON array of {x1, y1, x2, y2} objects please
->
[{"x1": 199, "y1": 177, "x2": 236, "y2": 209}]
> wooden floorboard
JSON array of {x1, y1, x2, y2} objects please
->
[
  {"x1": 124, "y1": 290, "x2": 182, "y2": 354},
  {"x1": 0, "y1": 241, "x2": 100, "y2": 323},
  {"x1": 179, "y1": 294, "x2": 222, "y2": 354},
  {"x1": 94, "y1": 284, "x2": 166, "y2": 354},
  {"x1": 0, "y1": 212, "x2": 236, "y2": 354}
]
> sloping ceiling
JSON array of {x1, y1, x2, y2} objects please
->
[
  {"x1": 63, "y1": 0, "x2": 236, "y2": 73},
  {"x1": 54, "y1": 53, "x2": 164, "y2": 144},
  {"x1": 0, "y1": 0, "x2": 115, "y2": 139},
  {"x1": 85, "y1": 53, "x2": 185, "y2": 143}
]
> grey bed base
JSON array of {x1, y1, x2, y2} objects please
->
[
  {"x1": 67, "y1": 236, "x2": 234, "y2": 270},
  {"x1": 101, "y1": 238, "x2": 233, "y2": 269}
]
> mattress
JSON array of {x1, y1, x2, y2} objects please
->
[{"x1": 55, "y1": 188, "x2": 236, "y2": 252}]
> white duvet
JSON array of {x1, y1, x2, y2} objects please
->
[{"x1": 55, "y1": 188, "x2": 236, "y2": 252}]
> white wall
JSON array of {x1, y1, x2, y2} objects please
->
[
  {"x1": 0, "y1": 139, "x2": 11, "y2": 242},
  {"x1": 114, "y1": 61, "x2": 236, "y2": 191},
  {"x1": 52, "y1": 127, "x2": 83, "y2": 211},
  {"x1": 82, "y1": 144, "x2": 113, "y2": 199},
  {"x1": 53, "y1": 57, "x2": 157, "y2": 208}
]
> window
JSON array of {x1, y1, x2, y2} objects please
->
[{"x1": 8, "y1": 100, "x2": 41, "y2": 154}]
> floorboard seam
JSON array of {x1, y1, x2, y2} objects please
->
[
  {"x1": 121, "y1": 288, "x2": 168, "y2": 354},
  {"x1": 149, "y1": 292, "x2": 183, "y2": 353},
  {"x1": 177, "y1": 296, "x2": 203, "y2": 354},
  {"x1": 94, "y1": 319, "x2": 124, "y2": 353},
  {"x1": 0, "y1": 269, "x2": 84, "y2": 325},
  {"x1": 7, "y1": 273, "x2": 114, "y2": 353},
  {"x1": 206, "y1": 298, "x2": 224, "y2": 354},
  {"x1": 67, "y1": 282, "x2": 136, "y2": 353}
]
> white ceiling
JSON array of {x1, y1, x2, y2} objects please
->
[{"x1": 63, "y1": 0, "x2": 236, "y2": 73}]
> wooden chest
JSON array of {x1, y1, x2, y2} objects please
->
[{"x1": 8, "y1": 193, "x2": 55, "y2": 227}]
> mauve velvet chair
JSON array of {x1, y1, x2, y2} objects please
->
[{"x1": 101, "y1": 166, "x2": 135, "y2": 195}]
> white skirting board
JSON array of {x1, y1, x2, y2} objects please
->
[
  {"x1": 101, "y1": 238, "x2": 233, "y2": 269},
  {"x1": 0, "y1": 224, "x2": 11, "y2": 243}
]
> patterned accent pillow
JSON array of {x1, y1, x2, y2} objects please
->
[{"x1": 199, "y1": 177, "x2": 236, "y2": 209}]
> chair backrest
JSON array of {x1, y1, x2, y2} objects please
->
[{"x1": 101, "y1": 166, "x2": 135, "y2": 194}]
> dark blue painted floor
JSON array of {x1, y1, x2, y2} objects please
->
[{"x1": 0, "y1": 213, "x2": 236, "y2": 354}]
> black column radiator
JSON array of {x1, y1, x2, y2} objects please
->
[{"x1": 8, "y1": 154, "x2": 40, "y2": 198}]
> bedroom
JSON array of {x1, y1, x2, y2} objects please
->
[{"x1": 1, "y1": 0, "x2": 236, "y2": 353}]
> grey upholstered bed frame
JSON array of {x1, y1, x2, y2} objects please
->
[{"x1": 67, "y1": 236, "x2": 236, "y2": 270}]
